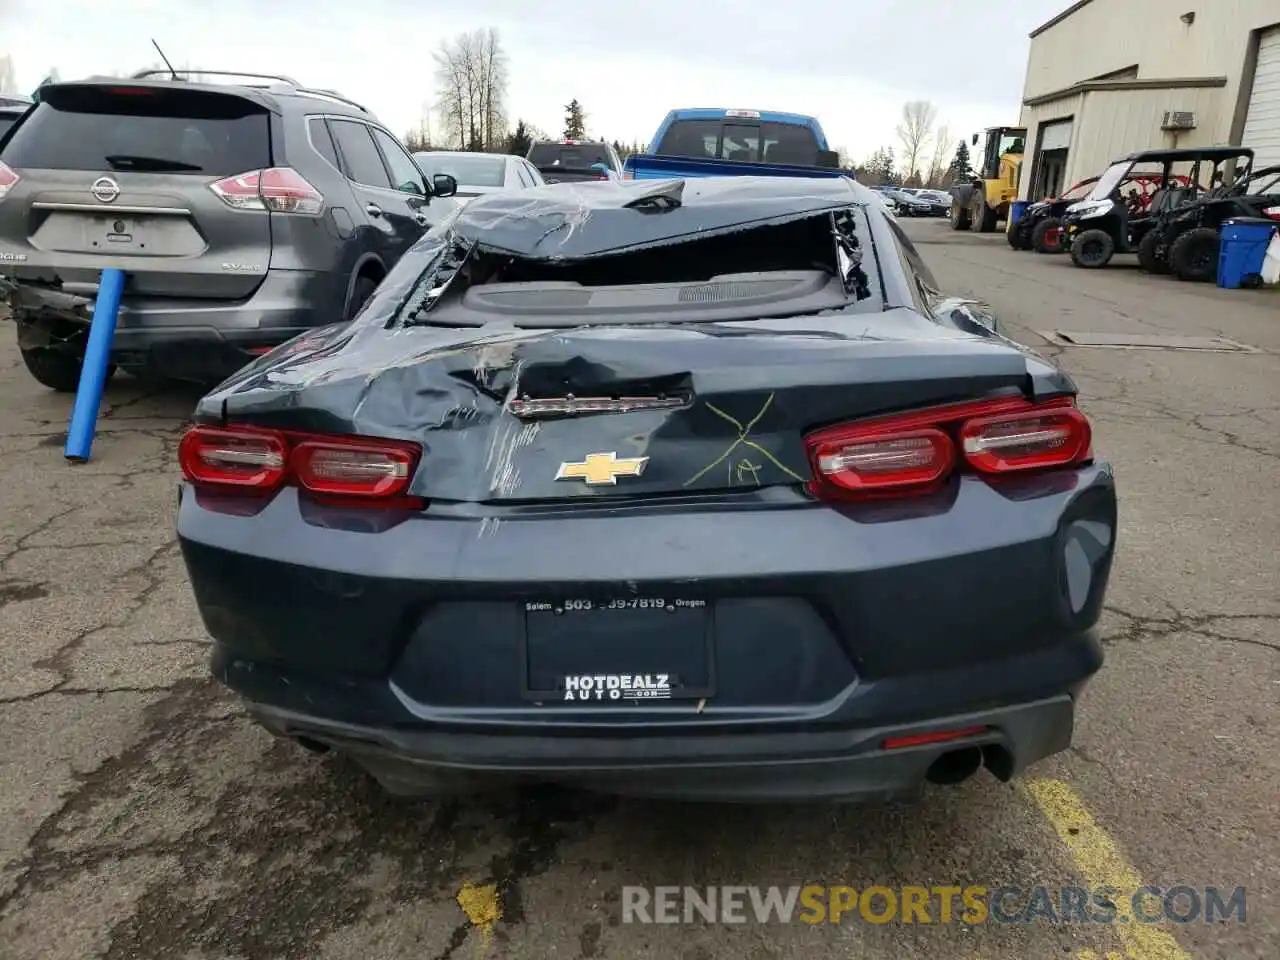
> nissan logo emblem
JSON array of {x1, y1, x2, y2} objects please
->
[{"x1": 91, "y1": 177, "x2": 120, "y2": 203}]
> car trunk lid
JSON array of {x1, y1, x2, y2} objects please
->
[
  {"x1": 209, "y1": 312, "x2": 1038, "y2": 503},
  {"x1": 0, "y1": 81, "x2": 274, "y2": 299}
]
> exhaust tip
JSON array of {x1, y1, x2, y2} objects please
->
[{"x1": 925, "y1": 746, "x2": 983, "y2": 785}]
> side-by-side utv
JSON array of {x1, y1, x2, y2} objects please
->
[
  {"x1": 1061, "y1": 147, "x2": 1255, "y2": 270},
  {"x1": 1137, "y1": 164, "x2": 1280, "y2": 281},
  {"x1": 1009, "y1": 173, "x2": 1185, "y2": 254}
]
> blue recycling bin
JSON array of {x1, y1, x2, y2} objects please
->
[
  {"x1": 1007, "y1": 200, "x2": 1030, "y2": 232},
  {"x1": 1217, "y1": 218, "x2": 1276, "y2": 289}
]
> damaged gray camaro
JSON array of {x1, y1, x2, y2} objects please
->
[{"x1": 177, "y1": 175, "x2": 1117, "y2": 802}]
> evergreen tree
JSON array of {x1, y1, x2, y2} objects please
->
[
  {"x1": 563, "y1": 99, "x2": 586, "y2": 140},
  {"x1": 946, "y1": 140, "x2": 972, "y2": 185},
  {"x1": 506, "y1": 120, "x2": 534, "y2": 158},
  {"x1": 863, "y1": 146, "x2": 897, "y2": 185}
]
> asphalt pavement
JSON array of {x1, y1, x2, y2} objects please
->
[{"x1": 0, "y1": 218, "x2": 1276, "y2": 960}]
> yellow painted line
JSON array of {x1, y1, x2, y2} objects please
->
[
  {"x1": 1023, "y1": 778, "x2": 1191, "y2": 960},
  {"x1": 456, "y1": 881, "x2": 501, "y2": 943}
]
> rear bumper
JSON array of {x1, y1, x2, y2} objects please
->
[
  {"x1": 6, "y1": 268, "x2": 336, "y2": 383},
  {"x1": 180, "y1": 465, "x2": 1117, "y2": 800},
  {"x1": 246, "y1": 692, "x2": 1081, "y2": 802}
]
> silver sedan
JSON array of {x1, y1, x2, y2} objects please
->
[{"x1": 412, "y1": 151, "x2": 546, "y2": 204}]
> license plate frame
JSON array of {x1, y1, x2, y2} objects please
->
[{"x1": 519, "y1": 597, "x2": 717, "y2": 703}]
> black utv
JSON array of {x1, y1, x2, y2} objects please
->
[
  {"x1": 1137, "y1": 165, "x2": 1280, "y2": 282},
  {"x1": 1061, "y1": 147, "x2": 1254, "y2": 270}
]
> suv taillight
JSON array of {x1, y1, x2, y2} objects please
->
[
  {"x1": 209, "y1": 167, "x2": 324, "y2": 215},
  {"x1": 805, "y1": 396, "x2": 1092, "y2": 501},
  {"x1": 179, "y1": 425, "x2": 422, "y2": 507},
  {"x1": 0, "y1": 161, "x2": 19, "y2": 201}
]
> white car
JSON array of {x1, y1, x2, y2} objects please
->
[{"x1": 412, "y1": 151, "x2": 546, "y2": 204}]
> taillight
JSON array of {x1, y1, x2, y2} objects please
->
[
  {"x1": 179, "y1": 425, "x2": 422, "y2": 507},
  {"x1": 0, "y1": 161, "x2": 19, "y2": 201},
  {"x1": 178, "y1": 427, "x2": 287, "y2": 491},
  {"x1": 292, "y1": 437, "x2": 418, "y2": 499},
  {"x1": 209, "y1": 167, "x2": 324, "y2": 215},
  {"x1": 805, "y1": 396, "x2": 1092, "y2": 501},
  {"x1": 960, "y1": 406, "x2": 1091, "y2": 473},
  {"x1": 1263, "y1": 205, "x2": 1280, "y2": 221},
  {"x1": 810, "y1": 428, "x2": 954, "y2": 495}
]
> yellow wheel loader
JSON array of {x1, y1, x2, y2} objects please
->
[{"x1": 950, "y1": 127, "x2": 1026, "y2": 233}]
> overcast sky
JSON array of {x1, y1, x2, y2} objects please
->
[{"x1": 3, "y1": 0, "x2": 1070, "y2": 161}]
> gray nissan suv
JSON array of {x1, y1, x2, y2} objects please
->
[{"x1": 0, "y1": 71, "x2": 459, "y2": 390}]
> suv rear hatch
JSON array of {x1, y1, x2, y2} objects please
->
[{"x1": 0, "y1": 82, "x2": 274, "y2": 300}]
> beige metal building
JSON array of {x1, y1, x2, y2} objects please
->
[{"x1": 1017, "y1": 0, "x2": 1280, "y2": 200}]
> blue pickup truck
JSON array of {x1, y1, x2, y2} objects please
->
[{"x1": 622, "y1": 108, "x2": 845, "y2": 181}]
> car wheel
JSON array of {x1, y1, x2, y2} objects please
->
[
  {"x1": 1031, "y1": 218, "x2": 1065, "y2": 254},
  {"x1": 950, "y1": 200, "x2": 971, "y2": 231},
  {"x1": 1069, "y1": 229, "x2": 1115, "y2": 268},
  {"x1": 20, "y1": 347, "x2": 115, "y2": 393},
  {"x1": 1168, "y1": 227, "x2": 1219, "y2": 283},
  {"x1": 1136, "y1": 230, "x2": 1169, "y2": 274},
  {"x1": 346, "y1": 274, "x2": 380, "y2": 321}
]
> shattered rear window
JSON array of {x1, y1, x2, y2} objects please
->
[{"x1": 396, "y1": 203, "x2": 878, "y2": 329}]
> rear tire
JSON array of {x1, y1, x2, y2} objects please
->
[
  {"x1": 1031, "y1": 217, "x2": 1065, "y2": 254},
  {"x1": 950, "y1": 200, "x2": 971, "y2": 231},
  {"x1": 346, "y1": 273, "x2": 381, "y2": 321},
  {"x1": 1168, "y1": 227, "x2": 1219, "y2": 283},
  {"x1": 1137, "y1": 230, "x2": 1169, "y2": 274},
  {"x1": 20, "y1": 347, "x2": 115, "y2": 393},
  {"x1": 969, "y1": 196, "x2": 997, "y2": 233}
]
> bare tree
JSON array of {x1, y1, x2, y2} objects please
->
[
  {"x1": 895, "y1": 100, "x2": 938, "y2": 184},
  {"x1": 475, "y1": 28, "x2": 508, "y2": 151},
  {"x1": 0, "y1": 55, "x2": 17, "y2": 94},
  {"x1": 925, "y1": 124, "x2": 952, "y2": 187},
  {"x1": 432, "y1": 28, "x2": 509, "y2": 152}
]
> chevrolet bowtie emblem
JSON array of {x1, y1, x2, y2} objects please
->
[{"x1": 555, "y1": 452, "x2": 649, "y2": 485}]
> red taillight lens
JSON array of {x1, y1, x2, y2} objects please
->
[
  {"x1": 292, "y1": 437, "x2": 418, "y2": 499},
  {"x1": 1263, "y1": 205, "x2": 1280, "y2": 221},
  {"x1": 960, "y1": 407, "x2": 1091, "y2": 473},
  {"x1": 809, "y1": 428, "x2": 954, "y2": 495},
  {"x1": 209, "y1": 167, "x2": 324, "y2": 215},
  {"x1": 0, "y1": 161, "x2": 20, "y2": 201},
  {"x1": 805, "y1": 396, "x2": 1092, "y2": 501},
  {"x1": 179, "y1": 425, "x2": 422, "y2": 507},
  {"x1": 179, "y1": 427, "x2": 287, "y2": 491}
]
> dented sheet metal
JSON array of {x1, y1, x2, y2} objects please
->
[
  {"x1": 442, "y1": 175, "x2": 863, "y2": 260},
  {"x1": 191, "y1": 175, "x2": 1074, "y2": 504}
]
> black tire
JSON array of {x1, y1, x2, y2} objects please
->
[
  {"x1": 20, "y1": 347, "x2": 116, "y2": 393},
  {"x1": 1069, "y1": 229, "x2": 1115, "y2": 269},
  {"x1": 950, "y1": 199, "x2": 971, "y2": 231},
  {"x1": 1168, "y1": 227, "x2": 1219, "y2": 283},
  {"x1": 1136, "y1": 230, "x2": 1169, "y2": 274},
  {"x1": 978, "y1": 204, "x2": 999, "y2": 233},
  {"x1": 968, "y1": 196, "x2": 986, "y2": 232},
  {"x1": 1031, "y1": 217, "x2": 1065, "y2": 254},
  {"x1": 346, "y1": 273, "x2": 380, "y2": 321}
]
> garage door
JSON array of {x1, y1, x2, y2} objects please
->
[{"x1": 1242, "y1": 27, "x2": 1280, "y2": 168}]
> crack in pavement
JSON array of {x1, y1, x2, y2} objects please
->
[{"x1": 1102, "y1": 605, "x2": 1280, "y2": 654}]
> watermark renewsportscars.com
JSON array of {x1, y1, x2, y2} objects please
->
[{"x1": 622, "y1": 885, "x2": 1246, "y2": 925}]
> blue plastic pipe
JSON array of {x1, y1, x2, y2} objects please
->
[{"x1": 64, "y1": 268, "x2": 125, "y2": 463}]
